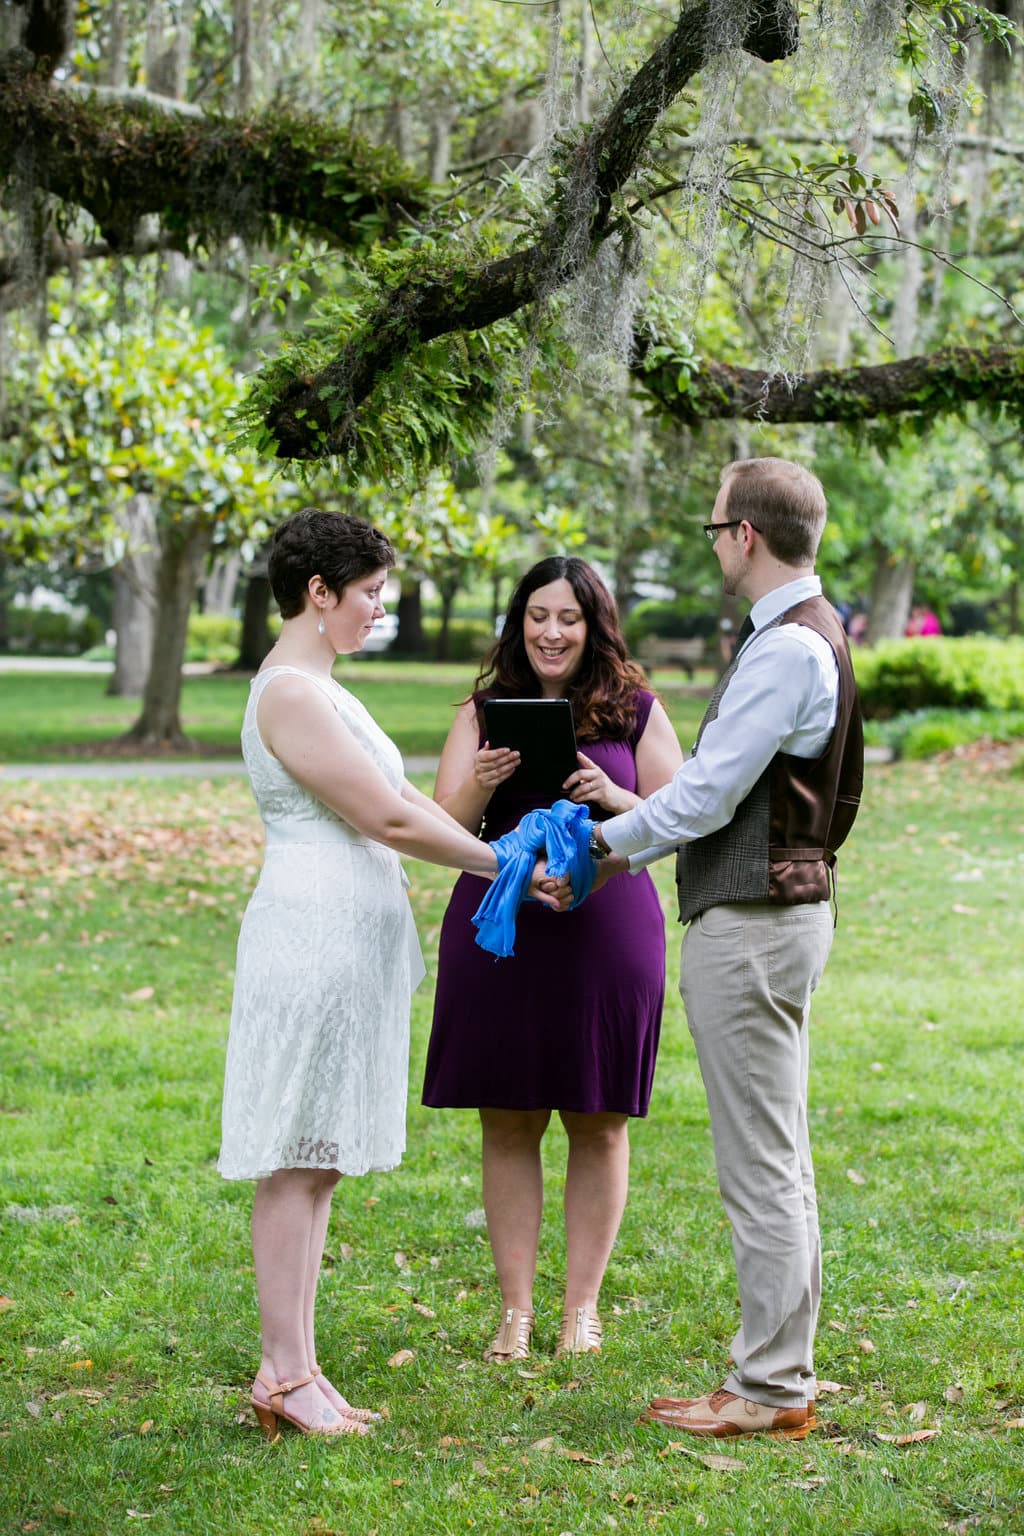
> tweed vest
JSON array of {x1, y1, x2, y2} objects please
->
[{"x1": 675, "y1": 596, "x2": 863, "y2": 923}]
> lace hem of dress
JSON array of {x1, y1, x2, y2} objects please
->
[{"x1": 218, "y1": 1151, "x2": 404, "y2": 1182}]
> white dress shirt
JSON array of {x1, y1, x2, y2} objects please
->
[{"x1": 603, "y1": 576, "x2": 840, "y2": 872}]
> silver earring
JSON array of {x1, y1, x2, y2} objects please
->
[{"x1": 317, "y1": 610, "x2": 326, "y2": 636}]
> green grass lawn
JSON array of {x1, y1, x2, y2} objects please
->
[
  {"x1": 0, "y1": 666, "x2": 712, "y2": 763},
  {"x1": 1, "y1": 754, "x2": 1022, "y2": 1535}
]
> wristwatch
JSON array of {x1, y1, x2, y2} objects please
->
[{"x1": 588, "y1": 829, "x2": 610, "y2": 861}]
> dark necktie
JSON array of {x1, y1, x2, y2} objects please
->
[{"x1": 736, "y1": 614, "x2": 755, "y2": 647}]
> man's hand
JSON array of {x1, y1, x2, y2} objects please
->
[
  {"x1": 592, "y1": 854, "x2": 628, "y2": 889},
  {"x1": 529, "y1": 859, "x2": 573, "y2": 911}
]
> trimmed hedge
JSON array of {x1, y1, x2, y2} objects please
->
[
  {"x1": 3, "y1": 606, "x2": 104, "y2": 655},
  {"x1": 852, "y1": 636, "x2": 1024, "y2": 717},
  {"x1": 869, "y1": 707, "x2": 1024, "y2": 760},
  {"x1": 421, "y1": 617, "x2": 493, "y2": 662},
  {"x1": 624, "y1": 599, "x2": 719, "y2": 647}
]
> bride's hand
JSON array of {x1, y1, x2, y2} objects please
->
[{"x1": 530, "y1": 861, "x2": 573, "y2": 911}]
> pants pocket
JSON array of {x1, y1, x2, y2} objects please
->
[{"x1": 766, "y1": 913, "x2": 833, "y2": 1008}]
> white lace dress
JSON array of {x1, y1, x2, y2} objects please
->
[{"x1": 218, "y1": 666, "x2": 425, "y2": 1181}]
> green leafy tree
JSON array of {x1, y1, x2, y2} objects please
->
[{"x1": 1, "y1": 275, "x2": 282, "y2": 744}]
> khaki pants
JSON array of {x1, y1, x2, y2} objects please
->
[{"x1": 679, "y1": 900, "x2": 834, "y2": 1408}]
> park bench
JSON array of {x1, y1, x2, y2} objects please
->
[{"x1": 636, "y1": 635, "x2": 707, "y2": 678}]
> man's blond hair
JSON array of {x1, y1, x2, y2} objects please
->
[{"x1": 720, "y1": 457, "x2": 826, "y2": 566}]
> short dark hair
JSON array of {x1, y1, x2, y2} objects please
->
[
  {"x1": 475, "y1": 555, "x2": 648, "y2": 741},
  {"x1": 268, "y1": 507, "x2": 395, "y2": 619},
  {"x1": 720, "y1": 457, "x2": 826, "y2": 565}
]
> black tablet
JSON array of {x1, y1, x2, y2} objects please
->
[{"x1": 482, "y1": 698, "x2": 578, "y2": 796}]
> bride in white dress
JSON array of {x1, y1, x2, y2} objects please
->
[{"x1": 219, "y1": 508, "x2": 567, "y2": 1442}]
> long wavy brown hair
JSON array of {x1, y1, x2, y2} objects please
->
[{"x1": 474, "y1": 557, "x2": 648, "y2": 741}]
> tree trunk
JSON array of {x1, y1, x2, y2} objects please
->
[
  {"x1": 395, "y1": 575, "x2": 427, "y2": 657},
  {"x1": 1007, "y1": 571, "x2": 1019, "y2": 635},
  {"x1": 203, "y1": 550, "x2": 242, "y2": 615},
  {"x1": 234, "y1": 562, "x2": 273, "y2": 669},
  {"x1": 428, "y1": 106, "x2": 457, "y2": 184},
  {"x1": 436, "y1": 582, "x2": 458, "y2": 662},
  {"x1": 297, "y1": 0, "x2": 321, "y2": 81},
  {"x1": 144, "y1": 3, "x2": 166, "y2": 91},
  {"x1": 490, "y1": 572, "x2": 505, "y2": 632},
  {"x1": 612, "y1": 395, "x2": 648, "y2": 611},
  {"x1": 107, "y1": 494, "x2": 157, "y2": 697},
  {"x1": 104, "y1": 0, "x2": 128, "y2": 88},
  {"x1": 575, "y1": 0, "x2": 594, "y2": 123},
  {"x1": 866, "y1": 546, "x2": 914, "y2": 644},
  {"x1": 172, "y1": 0, "x2": 196, "y2": 99},
  {"x1": 0, "y1": 555, "x2": 10, "y2": 652},
  {"x1": 234, "y1": 0, "x2": 254, "y2": 114},
  {"x1": 123, "y1": 521, "x2": 211, "y2": 747}
]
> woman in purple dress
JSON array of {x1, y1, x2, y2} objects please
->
[{"x1": 422, "y1": 557, "x2": 683, "y2": 1362}]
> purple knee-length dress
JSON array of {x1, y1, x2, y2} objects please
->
[{"x1": 422, "y1": 689, "x2": 666, "y2": 1116}]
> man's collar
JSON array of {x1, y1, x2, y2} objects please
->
[{"x1": 748, "y1": 574, "x2": 822, "y2": 632}]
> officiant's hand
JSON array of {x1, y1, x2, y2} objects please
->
[
  {"x1": 529, "y1": 861, "x2": 573, "y2": 912},
  {"x1": 563, "y1": 751, "x2": 624, "y2": 813},
  {"x1": 474, "y1": 742, "x2": 520, "y2": 795}
]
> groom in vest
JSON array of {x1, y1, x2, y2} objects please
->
[{"x1": 590, "y1": 457, "x2": 863, "y2": 1439}]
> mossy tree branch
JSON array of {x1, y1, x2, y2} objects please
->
[
  {"x1": 0, "y1": 55, "x2": 431, "y2": 254},
  {"x1": 262, "y1": 0, "x2": 801, "y2": 460},
  {"x1": 634, "y1": 346, "x2": 1024, "y2": 428}
]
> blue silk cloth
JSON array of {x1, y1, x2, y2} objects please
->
[{"x1": 472, "y1": 799, "x2": 597, "y2": 959}]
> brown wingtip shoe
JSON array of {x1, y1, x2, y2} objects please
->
[
  {"x1": 648, "y1": 1393, "x2": 816, "y2": 1420},
  {"x1": 641, "y1": 1388, "x2": 816, "y2": 1440}
]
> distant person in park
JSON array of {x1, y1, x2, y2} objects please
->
[
  {"x1": 847, "y1": 609, "x2": 868, "y2": 645},
  {"x1": 422, "y1": 556, "x2": 683, "y2": 1363},
  {"x1": 217, "y1": 509, "x2": 568, "y2": 1442},
  {"x1": 905, "y1": 604, "x2": 942, "y2": 637},
  {"x1": 588, "y1": 458, "x2": 864, "y2": 1440}
]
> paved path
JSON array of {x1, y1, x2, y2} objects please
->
[
  {"x1": 1, "y1": 747, "x2": 893, "y2": 781},
  {"x1": 0, "y1": 755, "x2": 444, "y2": 781}
]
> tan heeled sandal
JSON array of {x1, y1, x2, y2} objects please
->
[
  {"x1": 555, "y1": 1304, "x2": 602, "y2": 1358},
  {"x1": 310, "y1": 1363, "x2": 381, "y2": 1423},
  {"x1": 251, "y1": 1369, "x2": 369, "y2": 1441},
  {"x1": 482, "y1": 1306, "x2": 534, "y2": 1363}
]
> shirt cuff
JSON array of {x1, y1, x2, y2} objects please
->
[
  {"x1": 625, "y1": 843, "x2": 677, "y2": 873},
  {"x1": 601, "y1": 808, "x2": 653, "y2": 860}
]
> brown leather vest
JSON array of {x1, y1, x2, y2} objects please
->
[{"x1": 675, "y1": 596, "x2": 863, "y2": 923}]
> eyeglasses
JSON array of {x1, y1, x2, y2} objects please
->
[{"x1": 702, "y1": 519, "x2": 761, "y2": 543}]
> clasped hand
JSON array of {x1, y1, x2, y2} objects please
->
[{"x1": 530, "y1": 861, "x2": 573, "y2": 911}]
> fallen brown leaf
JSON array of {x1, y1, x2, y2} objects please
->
[
  {"x1": 859, "y1": 1338, "x2": 875, "y2": 1354},
  {"x1": 387, "y1": 1349, "x2": 415, "y2": 1368},
  {"x1": 561, "y1": 1449, "x2": 602, "y2": 1464},
  {"x1": 943, "y1": 1384, "x2": 964, "y2": 1404},
  {"x1": 877, "y1": 1428, "x2": 940, "y2": 1446},
  {"x1": 816, "y1": 1381, "x2": 848, "y2": 1394},
  {"x1": 0, "y1": 1296, "x2": 14, "y2": 1312},
  {"x1": 699, "y1": 1452, "x2": 745, "y2": 1471},
  {"x1": 846, "y1": 1169, "x2": 866, "y2": 1185},
  {"x1": 529, "y1": 1437, "x2": 556, "y2": 1452},
  {"x1": 126, "y1": 986, "x2": 155, "y2": 1003}
]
